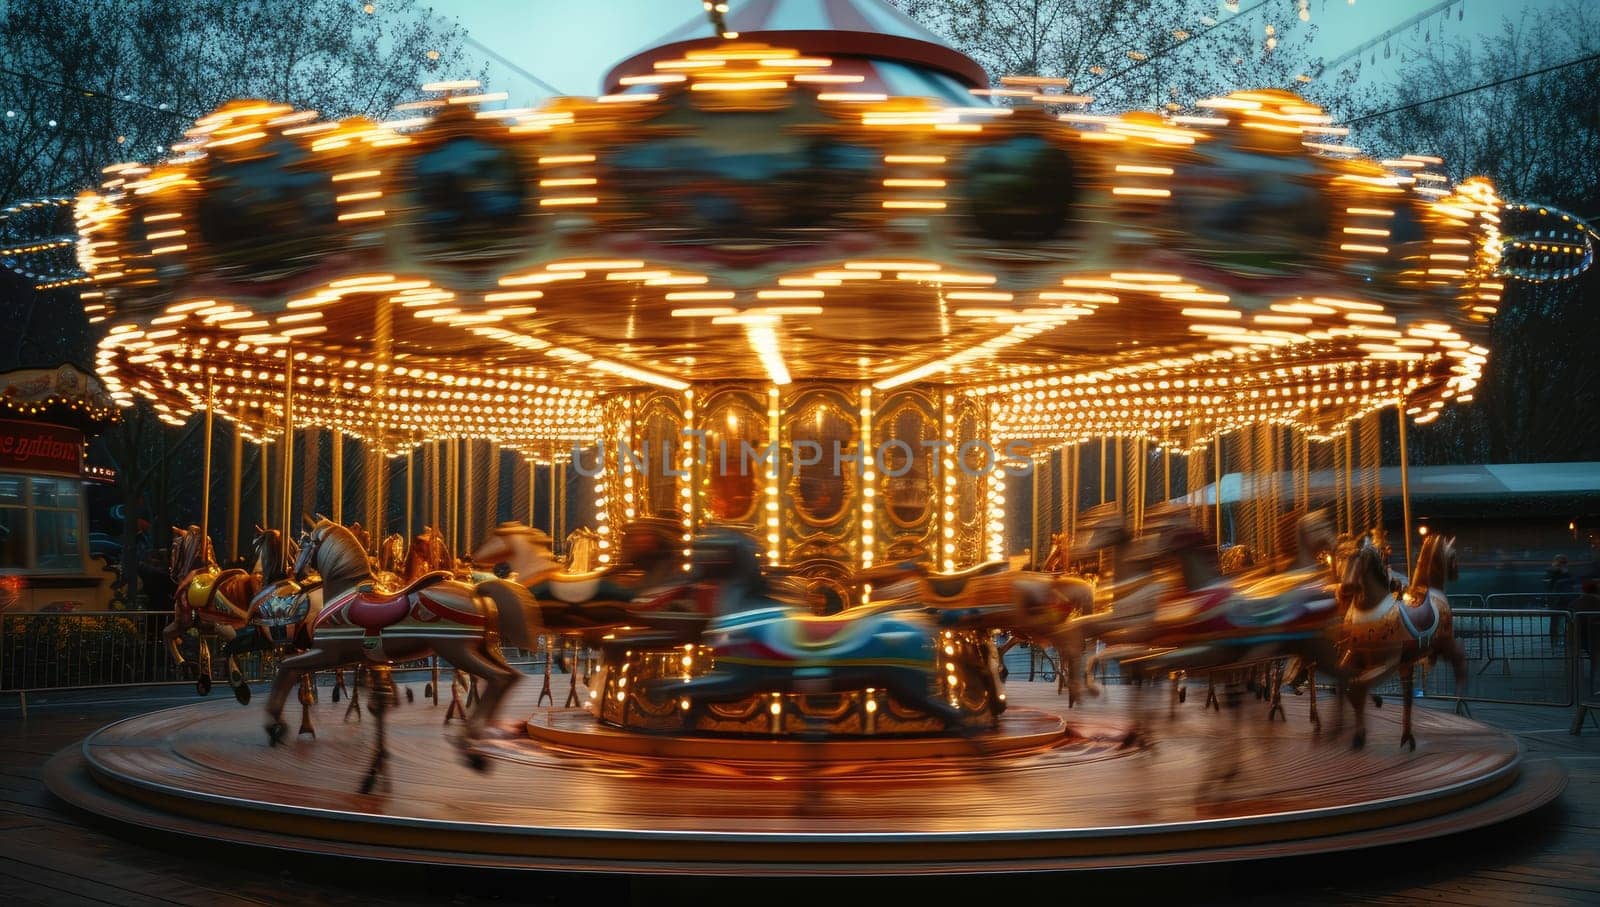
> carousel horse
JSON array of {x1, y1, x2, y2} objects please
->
[
  {"x1": 564, "y1": 526, "x2": 600, "y2": 573},
  {"x1": 471, "y1": 518, "x2": 702, "y2": 641},
  {"x1": 1337, "y1": 533, "x2": 1467, "y2": 750},
  {"x1": 633, "y1": 528, "x2": 992, "y2": 729},
  {"x1": 374, "y1": 533, "x2": 406, "y2": 586},
  {"x1": 473, "y1": 518, "x2": 700, "y2": 707},
  {"x1": 222, "y1": 527, "x2": 319, "y2": 716},
  {"x1": 263, "y1": 519, "x2": 541, "y2": 791},
  {"x1": 852, "y1": 545, "x2": 1096, "y2": 704},
  {"x1": 1079, "y1": 508, "x2": 1347, "y2": 730},
  {"x1": 161, "y1": 525, "x2": 260, "y2": 700}
]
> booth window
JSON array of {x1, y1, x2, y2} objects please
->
[{"x1": 0, "y1": 474, "x2": 85, "y2": 572}]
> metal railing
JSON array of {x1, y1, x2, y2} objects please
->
[
  {"x1": 1574, "y1": 611, "x2": 1599, "y2": 734},
  {"x1": 0, "y1": 610, "x2": 281, "y2": 693},
  {"x1": 0, "y1": 609, "x2": 550, "y2": 698},
  {"x1": 1372, "y1": 608, "x2": 1578, "y2": 709}
]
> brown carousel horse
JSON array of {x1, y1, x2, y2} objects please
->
[
  {"x1": 853, "y1": 542, "x2": 1096, "y2": 704},
  {"x1": 374, "y1": 532, "x2": 406, "y2": 586},
  {"x1": 403, "y1": 526, "x2": 452, "y2": 580},
  {"x1": 223, "y1": 527, "x2": 317, "y2": 717},
  {"x1": 161, "y1": 525, "x2": 260, "y2": 700},
  {"x1": 1337, "y1": 533, "x2": 1467, "y2": 750},
  {"x1": 264, "y1": 519, "x2": 541, "y2": 791},
  {"x1": 472, "y1": 519, "x2": 698, "y2": 707},
  {"x1": 1084, "y1": 508, "x2": 1348, "y2": 729}
]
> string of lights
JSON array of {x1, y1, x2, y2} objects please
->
[
  {"x1": 1343, "y1": 49, "x2": 1600, "y2": 125},
  {"x1": 0, "y1": 66, "x2": 196, "y2": 121}
]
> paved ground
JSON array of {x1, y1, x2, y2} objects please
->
[{"x1": 1, "y1": 678, "x2": 1597, "y2": 906}]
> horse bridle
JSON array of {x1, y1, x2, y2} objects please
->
[{"x1": 293, "y1": 529, "x2": 320, "y2": 580}]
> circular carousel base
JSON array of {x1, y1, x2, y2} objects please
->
[{"x1": 47, "y1": 682, "x2": 1563, "y2": 876}]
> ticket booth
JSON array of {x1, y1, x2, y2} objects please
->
[{"x1": 0, "y1": 366, "x2": 118, "y2": 611}]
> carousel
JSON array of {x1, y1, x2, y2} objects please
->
[{"x1": 30, "y1": 0, "x2": 1591, "y2": 875}]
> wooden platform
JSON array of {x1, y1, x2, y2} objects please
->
[{"x1": 39, "y1": 680, "x2": 1561, "y2": 876}]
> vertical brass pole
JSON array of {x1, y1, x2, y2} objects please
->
[
  {"x1": 1113, "y1": 436, "x2": 1124, "y2": 519},
  {"x1": 1342, "y1": 430, "x2": 1355, "y2": 536},
  {"x1": 200, "y1": 370, "x2": 214, "y2": 547},
  {"x1": 486, "y1": 440, "x2": 501, "y2": 540},
  {"x1": 1060, "y1": 443, "x2": 1070, "y2": 543},
  {"x1": 556, "y1": 457, "x2": 565, "y2": 546},
  {"x1": 428, "y1": 441, "x2": 439, "y2": 539},
  {"x1": 281, "y1": 351, "x2": 294, "y2": 544},
  {"x1": 1030, "y1": 460, "x2": 1040, "y2": 569},
  {"x1": 228, "y1": 425, "x2": 242, "y2": 560},
  {"x1": 260, "y1": 441, "x2": 270, "y2": 537},
  {"x1": 463, "y1": 440, "x2": 475, "y2": 556},
  {"x1": 448, "y1": 440, "x2": 459, "y2": 558},
  {"x1": 1068, "y1": 443, "x2": 1079, "y2": 544},
  {"x1": 406, "y1": 448, "x2": 414, "y2": 540},
  {"x1": 374, "y1": 449, "x2": 386, "y2": 541},
  {"x1": 331, "y1": 430, "x2": 343, "y2": 524},
  {"x1": 1397, "y1": 403, "x2": 1414, "y2": 576},
  {"x1": 1098, "y1": 437, "x2": 1107, "y2": 505},
  {"x1": 548, "y1": 457, "x2": 557, "y2": 537},
  {"x1": 1163, "y1": 445, "x2": 1172, "y2": 503},
  {"x1": 1213, "y1": 432, "x2": 1223, "y2": 545},
  {"x1": 526, "y1": 458, "x2": 535, "y2": 526}
]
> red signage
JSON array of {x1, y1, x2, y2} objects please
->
[{"x1": 0, "y1": 419, "x2": 83, "y2": 477}]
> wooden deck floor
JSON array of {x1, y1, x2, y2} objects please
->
[{"x1": 2, "y1": 683, "x2": 1596, "y2": 905}]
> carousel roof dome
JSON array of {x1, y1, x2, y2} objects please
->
[
  {"x1": 603, "y1": 0, "x2": 989, "y2": 103},
  {"x1": 1, "y1": 4, "x2": 1590, "y2": 459}
]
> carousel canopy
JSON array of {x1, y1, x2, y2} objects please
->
[{"x1": 32, "y1": 1, "x2": 1593, "y2": 456}]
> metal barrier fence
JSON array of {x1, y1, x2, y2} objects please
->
[
  {"x1": 1575, "y1": 611, "x2": 1599, "y2": 734},
  {"x1": 0, "y1": 609, "x2": 548, "y2": 698},
  {"x1": 1371, "y1": 608, "x2": 1579, "y2": 709}
]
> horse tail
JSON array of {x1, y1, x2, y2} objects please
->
[{"x1": 477, "y1": 579, "x2": 542, "y2": 650}]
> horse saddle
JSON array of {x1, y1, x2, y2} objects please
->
[
  {"x1": 541, "y1": 570, "x2": 616, "y2": 604},
  {"x1": 920, "y1": 561, "x2": 1011, "y2": 599},
  {"x1": 345, "y1": 570, "x2": 452, "y2": 632},
  {"x1": 775, "y1": 612, "x2": 887, "y2": 652},
  {"x1": 1398, "y1": 589, "x2": 1439, "y2": 639},
  {"x1": 376, "y1": 568, "x2": 453, "y2": 599},
  {"x1": 181, "y1": 568, "x2": 219, "y2": 611}
]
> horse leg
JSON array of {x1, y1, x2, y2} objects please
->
[
  {"x1": 433, "y1": 639, "x2": 520, "y2": 770},
  {"x1": 444, "y1": 666, "x2": 468, "y2": 724},
  {"x1": 333, "y1": 667, "x2": 346, "y2": 703},
  {"x1": 359, "y1": 665, "x2": 394, "y2": 795},
  {"x1": 266, "y1": 647, "x2": 346, "y2": 745},
  {"x1": 194, "y1": 628, "x2": 214, "y2": 694},
  {"x1": 1399, "y1": 663, "x2": 1416, "y2": 751},
  {"x1": 1348, "y1": 681, "x2": 1368, "y2": 750},
  {"x1": 564, "y1": 641, "x2": 581, "y2": 708},
  {"x1": 345, "y1": 664, "x2": 364, "y2": 722},
  {"x1": 1052, "y1": 631, "x2": 1090, "y2": 707},
  {"x1": 212, "y1": 624, "x2": 245, "y2": 693},
  {"x1": 162, "y1": 614, "x2": 194, "y2": 677},
  {"x1": 538, "y1": 635, "x2": 554, "y2": 707},
  {"x1": 297, "y1": 673, "x2": 316, "y2": 737},
  {"x1": 1307, "y1": 662, "x2": 1321, "y2": 732},
  {"x1": 1206, "y1": 675, "x2": 1220, "y2": 711},
  {"x1": 1267, "y1": 661, "x2": 1286, "y2": 722},
  {"x1": 428, "y1": 656, "x2": 440, "y2": 705}
]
